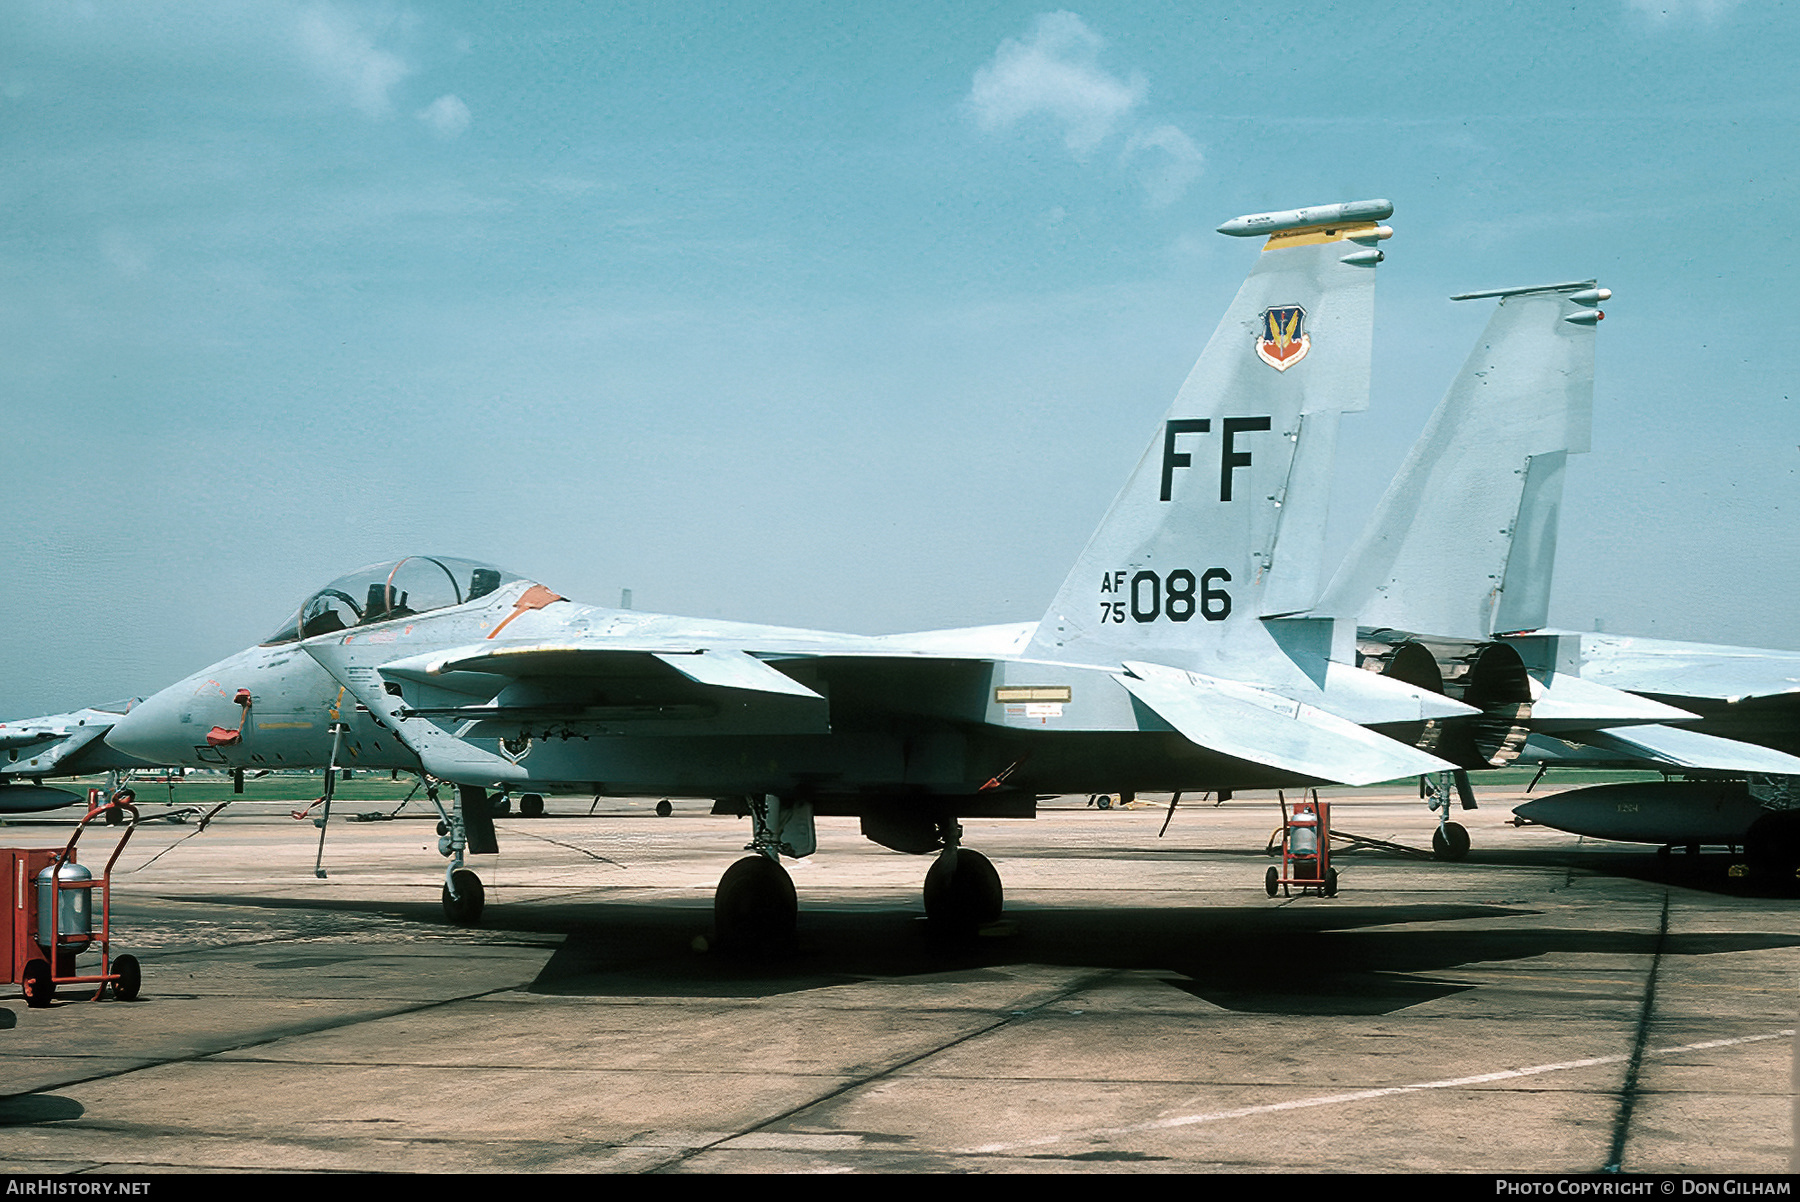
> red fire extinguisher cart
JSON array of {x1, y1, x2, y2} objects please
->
[
  {"x1": 7, "y1": 796, "x2": 142, "y2": 1006},
  {"x1": 1266, "y1": 791, "x2": 1339, "y2": 899}
]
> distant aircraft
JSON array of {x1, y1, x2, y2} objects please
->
[
  {"x1": 109, "y1": 198, "x2": 1498, "y2": 941},
  {"x1": 1507, "y1": 636, "x2": 1800, "y2": 873},
  {"x1": 1310, "y1": 278, "x2": 1800, "y2": 872},
  {"x1": 0, "y1": 700, "x2": 155, "y2": 813}
]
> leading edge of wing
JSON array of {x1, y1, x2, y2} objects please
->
[
  {"x1": 1118, "y1": 660, "x2": 1456, "y2": 786},
  {"x1": 373, "y1": 643, "x2": 820, "y2": 699}
]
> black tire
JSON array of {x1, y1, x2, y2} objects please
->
[
  {"x1": 22, "y1": 958, "x2": 53, "y2": 1008},
  {"x1": 714, "y1": 855, "x2": 797, "y2": 952},
  {"x1": 1265, "y1": 866, "x2": 1280, "y2": 898},
  {"x1": 655, "y1": 799, "x2": 673, "y2": 817},
  {"x1": 442, "y1": 868, "x2": 486, "y2": 926},
  {"x1": 1745, "y1": 811, "x2": 1800, "y2": 886},
  {"x1": 104, "y1": 805, "x2": 123, "y2": 826},
  {"x1": 112, "y1": 954, "x2": 141, "y2": 1002},
  {"x1": 1432, "y1": 822, "x2": 1471, "y2": 862},
  {"x1": 1096, "y1": 794, "x2": 1113, "y2": 810},
  {"x1": 1324, "y1": 868, "x2": 1339, "y2": 898},
  {"x1": 519, "y1": 793, "x2": 545, "y2": 819},
  {"x1": 923, "y1": 848, "x2": 1003, "y2": 935},
  {"x1": 490, "y1": 796, "x2": 512, "y2": 816}
]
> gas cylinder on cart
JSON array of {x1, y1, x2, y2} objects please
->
[{"x1": 36, "y1": 860, "x2": 94, "y2": 951}]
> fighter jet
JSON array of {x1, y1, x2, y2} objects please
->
[
  {"x1": 1507, "y1": 635, "x2": 1800, "y2": 873},
  {"x1": 109, "y1": 198, "x2": 1496, "y2": 941},
  {"x1": 1309, "y1": 279, "x2": 1800, "y2": 871},
  {"x1": 0, "y1": 700, "x2": 156, "y2": 812}
]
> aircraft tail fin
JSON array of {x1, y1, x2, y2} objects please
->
[
  {"x1": 1027, "y1": 199, "x2": 1393, "y2": 685},
  {"x1": 1315, "y1": 280, "x2": 1609, "y2": 641}
]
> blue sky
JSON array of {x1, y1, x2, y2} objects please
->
[{"x1": 3, "y1": 1, "x2": 1796, "y2": 714}]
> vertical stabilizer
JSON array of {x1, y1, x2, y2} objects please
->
[
  {"x1": 1026, "y1": 200, "x2": 1392, "y2": 686},
  {"x1": 1316, "y1": 281, "x2": 1608, "y2": 641}
]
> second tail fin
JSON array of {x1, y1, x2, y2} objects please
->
[{"x1": 1315, "y1": 280, "x2": 1609, "y2": 640}]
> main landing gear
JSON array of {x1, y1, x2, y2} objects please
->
[
  {"x1": 712, "y1": 795, "x2": 814, "y2": 953},
  {"x1": 709, "y1": 801, "x2": 1008, "y2": 950},
  {"x1": 1426, "y1": 770, "x2": 1476, "y2": 862},
  {"x1": 922, "y1": 821, "x2": 1002, "y2": 939},
  {"x1": 924, "y1": 848, "x2": 1002, "y2": 935}
]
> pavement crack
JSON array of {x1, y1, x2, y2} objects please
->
[
  {"x1": 1602, "y1": 890, "x2": 1669, "y2": 1173},
  {"x1": 641, "y1": 968, "x2": 1121, "y2": 1172}
]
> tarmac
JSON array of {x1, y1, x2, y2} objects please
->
[{"x1": 1, "y1": 784, "x2": 1796, "y2": 1175}]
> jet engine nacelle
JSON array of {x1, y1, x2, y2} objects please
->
[{"x1": 1356, "y1": 634, "x2": 1533, "y2": 769}]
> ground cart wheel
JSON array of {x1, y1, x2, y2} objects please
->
[
  {"x1": 1324, "y1": 868, "x2": 1339, "y2": 898},
  {"x1": 1265, "y1": 866, "x2": 1279, "y2": 898},
  {"x1": 22, "y1": 958, "x2": 53, "y2": 1008},
  {"x1": 112, "y1": 954, "x2": 141, "y2": 1001}
]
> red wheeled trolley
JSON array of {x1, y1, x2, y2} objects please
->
[
  {"x1": 11, "y1": 796, "x2": 142, "y2": 1006},
  {"x1": 1265, "y1": 791, "x2": 1338, "y2": 899}
]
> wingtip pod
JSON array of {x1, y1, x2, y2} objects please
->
[{"x1": 1217, "y1": 199, "x2": 1394, "y2": 238}]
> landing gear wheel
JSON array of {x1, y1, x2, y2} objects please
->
[
  {"x1": 655, "y1": 799, "x2": 673, "y2": 817},
  {"x1": 1096, "y1": 794, "x2": 1113, "y2": 810},
  {"x1": 713, "y1": 855, "x2": 797, "y2": 953},
  {"x1": 490, "y1": 796, "x2": 512, "y2": 816},
  {"x1": 112, "y1": 954, "x2": 141, "y2": 1002},
  {"x1": 1324, "y1": 868, "x2": 1339, "y2": 898},
  {"x1": 519, "y1": 793, "x2": 545, "y2": 819},
  {"x1": 923, "y1": 848, "x2": 1003, "y2": 936},
  {"x1": 1745, "y1": 811, "x2": 1800, "y2": 888},
  {"x1": 1432, "y1": 822, "x2": 1470, "y2": 862},
  {"x1": 22, "y1": 958, "x2": 52, "y2": 1008},
  {"x1": 442, "y1": 868, "x2": 486, "y2": 926},
  {"x1": 1265, "y1": 866, "x2": 1280, "y2": 898}
]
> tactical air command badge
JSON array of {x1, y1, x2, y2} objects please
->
[{"x1": 1256, "y1": 305, "x2": 1309, "y2": 371}]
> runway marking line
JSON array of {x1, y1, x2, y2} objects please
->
[{"x1": 965, "y1": 1027, "x2": 1795, "y2": 1154}]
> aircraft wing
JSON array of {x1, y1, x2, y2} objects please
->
[
  {"x1": 0, "y1": 710, "x2": 150, "y2": 779},
  {"x1": 1118, "y1": 661, "x2": 1457, "y2": 785},
  {"x1": 384, "y1": 643, "x2": 824, "y2": 699},
  {"x1": 1571, "y1": 633, "x2": 1800, "y2": 704}
]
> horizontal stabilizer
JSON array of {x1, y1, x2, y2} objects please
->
[
  {"x1": 1527, "y1": 673, "x2": 1695, "y2": 731},
  {"x1": 1118, "y1": 661, "x2": 1455, "y2": 786},
  {"x1": 1578, "y1": 724, "x2": 1800, "y2": 774}
]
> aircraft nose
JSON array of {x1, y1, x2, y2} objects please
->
[{"x1": 105, "y1": 687, "x2": 196, "y2": 765}]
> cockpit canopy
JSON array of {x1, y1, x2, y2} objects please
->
[{"x1": 263, "y1": 557, "x2": 527, "y2": 645}]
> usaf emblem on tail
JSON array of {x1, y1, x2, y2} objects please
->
[{"x1": 1257, "y1": 305, "x2": 1309, "y2": 371}]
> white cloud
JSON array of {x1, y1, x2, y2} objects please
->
[
  {"x1": 294, "y1": 2, "x2": 413, "y2": 119},
  {"x1": 1624, "y1": 0, "x2": 1741, "y2": 21},
  {"x1": 1121, "y1": 124, "x2": 1203, "y2": 208},
  {"x1": 968, "y1": 12, "x2": 1145, "y2": 156},
  {"x1": 417, "y1": 93, "x2": 470, "y2": 139}
]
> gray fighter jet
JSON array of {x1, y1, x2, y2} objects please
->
[
  {"x1": 109, "y1": 198, "x2": 1496, "y2": 940},
  {"x1": 0, "y1": 700, "x2": 155, "y2": 812},
  {"x1": 1310, "y1": 280, "x2": 1800, "y2": 871}
]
